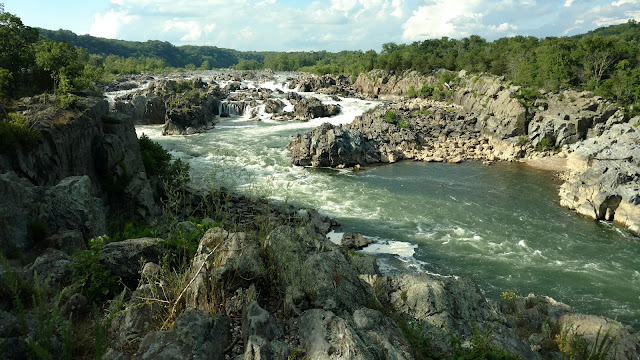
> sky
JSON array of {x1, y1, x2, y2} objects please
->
[{"x1": 4, "y1": 0, "x2": 640, "y2": 52}]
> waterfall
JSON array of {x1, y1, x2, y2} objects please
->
[{"x1": 219, "y1": 101, "x2": 246, "y2": 117}]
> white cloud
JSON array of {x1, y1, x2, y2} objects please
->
[
  {"x1": 89, "y1": 10, "x2": 136, "y2": 39},
  {"x1": 489, "y1": 23, "x2": 518, "y2": 32},
  {"x1": 611, "y1": 0, "x2": 637, "y2": 6},
  {"x1": 85, "y1": 0, "x2": 640, "y2": 51}
]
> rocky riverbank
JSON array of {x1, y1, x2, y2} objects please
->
[{"x1": 287, "y1": 70, "x2": 640, "y2": 236}]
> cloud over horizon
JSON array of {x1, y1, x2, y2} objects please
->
[{"x1": 74, "y1": 0, "x2": 640, "y2": 51}]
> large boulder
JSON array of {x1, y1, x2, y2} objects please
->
[
  {"x1": 40, "y1": 176, "x2": 106, "y2": 241},
  {"x1": 559, "y1": 120, "x2": 640, "y2": 234},
  {"x1": 134, "y1": 308, "x2": 230, "y2": 360},
  {"x1": 242, "y1": 301, "x2": 289, "y2": 359},
  {"x1": 292, "y1": 96, "x2": 340, "y2": 121},
  {"x1": 99, "y1": 237, "x2": 164, "y2": 286}
]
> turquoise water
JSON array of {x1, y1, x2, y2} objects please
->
[{"x1": 135, "y1": 85, "x2": 640, "y2": 329}]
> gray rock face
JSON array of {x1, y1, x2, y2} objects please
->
[
  {"x1": 186, "y1": 228, "x2": 265, "y2": 311},
  {"x1": 527, "y1": 91, "x2": 621, "y2": 147},
  {"x1": 298, "y1": 308, "x2": 413, "y2": 360},
  {"x1": 28, "y1": 248, "x2": 73, "y2": 289},
  {"x1": 560, "y1": 120, "x2": 640, "y2": 234},
  {"x1": 40, "y1": 176, "x2": 106, "y2": 241},
  {"x1": 242, "y1": 301, "x2": 289, "y2": 359},
  {"x1": 0, "y1": 94, "x2": 159, "y2": 251},
  {"x1": 341, "y1": 232, "x2": 373, "y2": 250},
  {"x1": 99, "y1": 237, "x2": 164, "y2": 286},
  {"x1": 292, "y1": 97, "x2": 341, "y2": 121},
  {"x1": 288, "y1": 108, "x2": 417, "y2": 167},
  {"x1": 0, "y1": 172, "x2": 37, "y2": 251},
  {"x1": 110, "y1": 284, "x2": 166, "y2": 349},
  {"x1": 134, "y1": 308, "x2": 230, "y2": 360}
]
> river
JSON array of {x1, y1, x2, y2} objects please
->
[{"x1": 132, "y1": 73, "x2": 640, "y2": 329}]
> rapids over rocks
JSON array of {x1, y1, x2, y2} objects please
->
[{"x1": 110, "y1": 70, "x2": 640, "y2": 331}]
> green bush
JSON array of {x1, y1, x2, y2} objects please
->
[
  {"x1": 535, "y1": 138, "x2": 556, "y2": 152},
  {"x1": 139, "y1": 134, "x2": 190, "y2": 190},
  {"x1": 384, "y1": 110, "x2": 399, "y2": 124},
  {"x1": 72, "y1": 236, "x2": 122, "y2": 304},
  {"x1": 397, "y1": 118, "x2": 412, "y2": 129},
  {"x1": 418, "y1": 83, "x2": 434, "y2": 97},
  {"x1": 0, "y1": 113, "x2": 41, "y2": 152}
]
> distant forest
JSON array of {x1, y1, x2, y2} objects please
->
[
  {"x1": 2, "y1": 7, "x2": 639, "y2": 109},
  {"x1": 38, "y1": 21, "x2": 640, "y2": 107}
]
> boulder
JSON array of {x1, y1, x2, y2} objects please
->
[
  {"x1": 28, "y1": 248, "x2": 73, "y2": 289},
  {"x1": 40, "y1": 176, "x2": 106, "y2": 242},
  {"x1": 292, "y1": 96, "x2": 341, "y2": 121},
  {"x1": 134, "y1": 308, "x2": 230, "y2": 360},
  {"x1": 341, "y1": 232, "x2": 373, "y2": 250},
  {"x1": 242, "y1": 301, "x2": 289, "y2": 359},
  {"x1": 0, "y1": 172, "x2": 37, "y2": 251},
  {"x1": 99, "y1": 237, "x2": 164, "y2": 286}
]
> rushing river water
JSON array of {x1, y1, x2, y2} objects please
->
[{"x1": 132, "y1": 75, "x2": 640, "y2": 329}]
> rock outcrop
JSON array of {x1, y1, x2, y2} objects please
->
[
  {"x1": 559, "y1": 119, "x2": 640, "y2": 234},
  {"x1": 0, "y1": 94, "x2": 158, "y2": 252}
]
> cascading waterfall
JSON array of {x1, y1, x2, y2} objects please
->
[{"x1": 219, "y1": 101, "x2": 246, "y2": 117}]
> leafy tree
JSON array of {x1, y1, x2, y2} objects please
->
[
  {"x1": 0, "y1": 12, "x2": 38, "y2": 77},
  {"x1": 34, "y1": 40, "x2": 83, "y2": 93}
]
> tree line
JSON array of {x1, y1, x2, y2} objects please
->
[{"x1": 2, "y1": 7, "x2": 640, "y2": 110}]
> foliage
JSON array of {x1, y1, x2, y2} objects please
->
[
  {"x1": 535, "y1": 138, "x2": 556, "y2": 152},
  {"x1": 397, "y1": 117, "x2": 412, "y2": 129},
  {"x1": 384, "y1": 110, "x2": 399, "y2": 124},
  {"x1": 450, "y1": 324, "x2": 522, "y2": 360},
  {"x1": 138, "y1": 133, "x2": 190, "y2": 192},
  {"x1": 233, "y1": 59, "x2": 263, "y2": 70},
  {"x1": 0, "y1": 112, "x2": 41, "y2": 152},
  {"x1": 25, "y1": 272, "x2": 73, "y2": 360},
  {"x1": 72, "y1": 236, "x2": 122, "y2": 304},
  {"x1": 501, "y1": 291, "x2": 518, "y2": 314},
  {"x1": 554, "y1": 324, "x2": 618, "y2": 360}
]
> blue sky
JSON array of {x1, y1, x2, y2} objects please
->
[{"x1": 4, "y1": 0, "x2": 640, "y2": 52}]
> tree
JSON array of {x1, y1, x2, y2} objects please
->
[
  {"x1": 34, "y1": 40, "x2": 83, "y2": 93},
  {"x1": 0, "y1": 12, "x2": 38, "y2": 84}
]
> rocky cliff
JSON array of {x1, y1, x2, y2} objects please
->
[{"x1": 0, "y1": 93, "x2": 158, "y2": 252}]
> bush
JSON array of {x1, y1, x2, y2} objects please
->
[
  {"x1": 535, "y1": 138, "x2": 556, "y2": 152},
  {"x1": 384, "y1": 110, "x2": 399, "y2": 124},
  {"x1": 418, "y1": 83, "x2": 434, "y2": 97},
  {"x1": 72, "y1": 236, "x2": 122, "y2": 304},
  {"x1": 139, "y1": 134, "x2": 190, "y2": 193},
  {"x1": 0, "y1": 113, "x2": 41, "y2": 152},
  {"x1": 397, "y1": 118, "x2": 412, "y2": 129}
]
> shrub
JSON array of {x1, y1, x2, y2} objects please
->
[
  {"x1": 517, "y1": 136, "x2": 530, "y2": 146},
  {"x1": 384, "y1": 110, "x2": 399, "y2": 124},
  {"x1": 397, "y1": 118, "x2": 412, "y2": 129},
  {"x1": 535, "y1": 138, "x2": 556, "y2": 152},
  {"x1": 139, "y1": 134, "x2": 190, "y2": 190},
  {"x1": 0, "y1": 113, "x2": 41, "y2": 152},
  {"x1": 418, "y1": 83, "x2": 434, "y2": 97},
  {"x1": 72, "y1": 236, "x2": 122, "y2": 304}
]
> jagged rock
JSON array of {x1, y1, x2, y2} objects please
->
[
  {"x1": 242, "y1": 301, "x2": 289, "y2": 359},
  {"x1": 560, "y1": 120, "x2": 640, "y2": 234},
  {"x1": 298, "y1": 309, "x2": 375, "y2": 360},
  {"x1": 60, "y1": 293, "x2": 90, "y2": 320},
  {"x1": 40, "y1": 176, "x2": 106, "y2": 241},
  {"x1": 288, "y1": 108, "x2": 417, "y2": 167},
  {"x1": 341, "y1": 232, "x2": 373, "y2": 250},
  {"x1": 388, "y1": 273, "x2": 533, "y2": 357},
  {"x1": 0, "y1": 171, "x2": 37, "y2": 251},
  {"x1": 28, "y1": 248, "x2": 73, "y2": 289},
  {"x1": 186, "y1": 228, "x2": 264, "y2": 311},
  {"x1": 99, "y1": 238, "x2": 164, "y2": 286},
  {"x1": 292, "y1": 96, "x2": 341, "y2": 121},
  {"x1": 264, "y1": 99, "x2": 285, "y2": 114},
  {"x1": 134, "y1": 308, "x2": 230, "y2": 360},
  {"x1": 47, "y1": 230, "x2": 85, "y2": 255},
  {"x1": 109, "y1": 284, "x2": 166, "y2": 349},
  {"x1": 298, "y1": 308, "x2": 413, "y2": 360},
  {"x1": 352, "y1": 308, "x2": 415, "y2": 359}
]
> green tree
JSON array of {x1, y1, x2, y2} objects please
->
[
  {"x1": 34, "y1": 40, "x2": 83, "y2": 94},
  {"x1": 0, "y1": 11, "x2": 38, "y2": 96}
]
